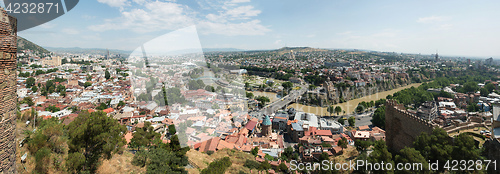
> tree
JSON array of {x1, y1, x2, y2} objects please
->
[
  {"x1": 25, "y1": 118, "x2": 65, "y2": 173},
  {"x1": 461, "y1": 81, "x2": 479, "y2": 93},
  {"x1": 245, "y1": 92, "x2": 254, "y2": 99},
  {"x1": 45, "y1": 105, "x2": 60, "y2": 113},
  {"x1": 327, "y1": 106, "x2": 335, "y2": 117},
  {"x1": 281, "y1": 146, "x2": 295, "y2": 161},
  {"x1": 394, "y1": 147, "x2": 428, "y2": 173},
  {"x1": 372, "y1": 106, "x2": 386, "y2": 129},
  {"x1": 105, "y1": 70, "x2": 111, "y2": 80},
  {"x1": 205, "y1": 85, "x2": 215, "y2": 92},
  {"x1": 338, "y1": 118, "x2": 346, "y2": 125},
  {"x1": 147, "y1": 148, "x2": 188, "y2": 174},
  {"x1": 354, "y1": 139, "x2": 371, "y2": 152},
  {"x1": 84, "y1": 81, "x2": 92, "y2": 88},
  {"x1": 21, "y1": 97, "x2": 35, "y2": 106},
  {"x1": 96, "y1": 102, "x2": 108, "y2": 110},
  {"x1": 60, "y1": 90, "x2": 66, "y2": 97},
  {"x1": 375, "y1": 99, "x2": 386, "y2": 108},
  {"x1": 66, "y1": 111, "x2": 126, "y2": 173},
  {"x1": 31, "y1": 85, "x2": 38, "y2": 93},
  {"x1": 319, "y1": 152, "x2": 329, "y2": 162},
  {"x1": 131, "y1": 149, "x2": 148, "y2": 167},
  {"x1": 259, "y1": 160, "x2": 271, "y2": 171},
  {"x1": 212, "y1": 103, "x2": 220, "y2": 109},
  {"x1": 282, "y1": 81, "x2": 293, "y2": 91},
  {"x1": 244, "y1": 159, "x2": 260, "y2": 169},
  {"x1": 130, "y1": 122, "x2": 160, "y2": 151},
  {"x1": 334, "y1": 106, "x2": 342, "y2": 116},
  {"x1": 87, "y1": 73, "x2": 92, "y2": 81},
  {"x1": 367, "y1": 140, "x2": 394, "y2": 174},
  {"x1": 355, "y1": 105, "x2": 364, "y2": 113},
  {"x1": 251, "y1": 146, "x2": 259, "y2": 156},
  {"x1": 117, "y1": 101, "x2": 126, "y2": 107},
  {"x1": 337, "y1": 137, "x2": 348, "y2": 150},
  {"x1": 188, "y1": 79, "x2": 205, "y2": 90},
  {"x1": 485, "y1": 83, "x2": 496, "y2": 93},
  {"x1": 255, "y1": 96, "x2": 270, "y2": 107},
  {"x1": 26, "y1": 77, "x2": 35, "y2": 88},
  {"x1": 201, "y1": 157, "x2": 232, "y2": 174},
  {"x1": 34, "y1": 147, "x2": 51, "y2": 173},
  {"x1": 452, "y1": 133, "x2": 480, "y2": 162},
  {"x1": 168, "y1": 124, "x2": 177, "y2": 136},
  {"x1": 413, "y1": 128, "x2": 453, "y2": 173},
  {"x1": 56, "y1": 84, "x2": 65, "y2": 93},
  {"x1": 467, "y1": 104, "x2": 480, "y2": 112},
  {"x1": 278, "y1": 163, "x2": 288, "y2": 173},
  {"x1": 348, "y1": 116, "x2": 355, "y2": 127},
  {"x1": 480, "y1": 87, "x2": 489, "y2": 97}
]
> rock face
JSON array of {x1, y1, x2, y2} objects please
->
[{"x1": 0, "y1": 7, "x2": 17, "y2": 174}]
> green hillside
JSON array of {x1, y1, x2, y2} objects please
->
[{"x1": 17, "y1": 36, "x2": 50, "y2": 54}]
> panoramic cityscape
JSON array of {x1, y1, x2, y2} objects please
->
[{"x1": 1, "y1": 0, "x2": 500, "y2": 174}]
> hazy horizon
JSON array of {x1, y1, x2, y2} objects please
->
[{"x1": 4, "y1": 0, "x2": 500, "y2": 58}]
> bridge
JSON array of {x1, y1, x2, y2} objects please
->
[{"x1": 256, "y1": 85, "x2": 308, "y2": 115}]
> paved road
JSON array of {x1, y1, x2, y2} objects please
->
[
  {"x1": 257, "y1": 85, "x2": 308, "y2": 115},
  {"x1": 324, "y1": 110, "x2": 374, "y2": 127}
]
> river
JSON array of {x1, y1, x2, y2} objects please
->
[{"x1": 251, "y1": 83, "x2": 422, "y2": 116}]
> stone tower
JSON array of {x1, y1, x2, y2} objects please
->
[
  {"x1": 262, "y1": 115, "x2": 272, "y2": 137},
  {"x1": 0, "y1": 7, "x2": 17, "y2": 174},
  {"x1": 385, "y1": 100, "x2": 436, "y2": 152}
]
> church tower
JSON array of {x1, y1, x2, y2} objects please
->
[{"x1": 262, "y1": 115, "x2": 272, "y2": 137}]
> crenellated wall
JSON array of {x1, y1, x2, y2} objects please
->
[
  {"x1": 0, "y1": 7, "x2": 17, "y2": 174},
  {"x1": 385, "y1": 100, "x2": 438, "y2": 152}
]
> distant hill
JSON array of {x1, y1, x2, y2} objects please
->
[
  {"x1": 242, "y1": 47, "x2": 329, "y2": 56},
  {"x1": 275, "y1": 47, "x2": 328, "y2": 54},
  {"x1": 43, "y1": 47, "x2": 244, "y2": 56},
  {"x1": 17, "y1": 36, "x2": 50, "y2": 53},
  {"x1": 45, "y1": 47, "x2": 132, "y2": 56},
  {"x1": 202, "y1": 48, "x2": 246, "y2": 52}
]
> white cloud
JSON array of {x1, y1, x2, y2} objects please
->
[
  {"x1": 89, "y1": 1, "x2": 194, "y2": 33},
  {"x1": 230, "y1": 0, "x2": 250, "y2": 3},
  {"x1": 61, "y1": 28, "x2": 80, "y2": 35},
  {"x1": 417, "y1": 16, "x2": 450, "y2": 23},
  {"x1": 371, "y1": 31, "x2": 397, "y2": 38},
  {"x1": 198, "y1": 19, "x2": 270, "y2": 36},
  {"x1": 97, "y1": 0, "x2": 129, "y2": 8},
  {"x1": 305, "y1": 34, "x2": 315, "y2": 38},
  {"x1": 206, "y1": 14, "x2": 225, "y2": 22},
  {"x1": 336, "y1": 31, "x2": 352, "y2": 35},
  {"x1": 39, "y1": 23, "x2": 57, "y2": 29},
  {"x1": 82, "y1": 15, "x2": 97, "y2": 20},
  {"x1": 435, "y1": 24, "x2": 453, "y2": 31},
  {"x1": 225, "y1": 5, "x2": 261, "y2": 19},
  {"x1": 90, "y1": 0, "x2": 270, "y2": 36}
]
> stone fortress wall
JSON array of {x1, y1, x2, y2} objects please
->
[
  {"x1": 385, "y1": 100, "x2": 437, "y2": 152},
  {"x1": 0, "y1": 7, "x2": 17, "y2": 174}
]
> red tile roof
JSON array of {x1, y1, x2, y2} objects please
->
[
  {"x1": 199, "y1": 137, "x2": 220, "y2": 153},
  {"x1": 245, "y1": 120, "x2": 257, "y2": 130},
  {"x1": 103, "y1": 108, "x2": 114, "y2": 114},
  {"x1": 315, "y1": 130, "x2": 333, "y2": 136}
]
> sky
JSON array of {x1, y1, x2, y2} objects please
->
[{"x1": 2, "y1": 0, "x2": 500, "y2": 58}]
